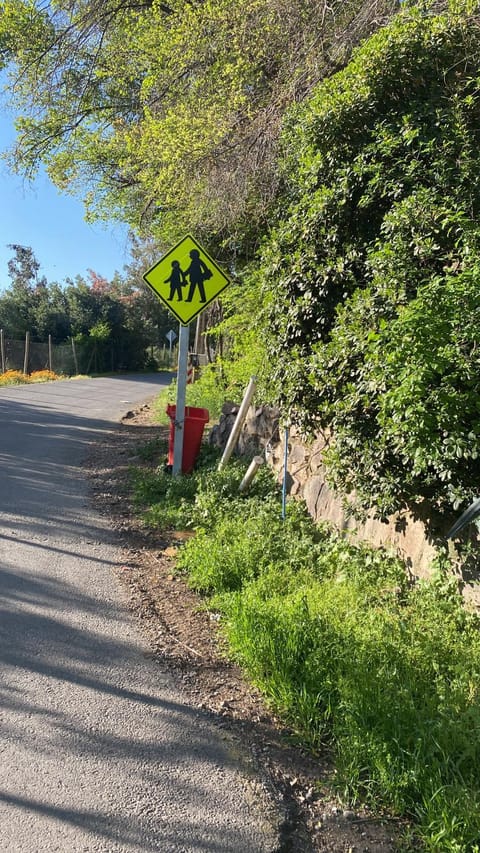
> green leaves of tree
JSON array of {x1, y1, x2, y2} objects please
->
[{"x1": 1, "y1": 0, "x2": 400, "y2": 253}]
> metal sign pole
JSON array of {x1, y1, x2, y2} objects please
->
[{"x1": 173, "y1": 323, "x2": 190, "y2": 476}]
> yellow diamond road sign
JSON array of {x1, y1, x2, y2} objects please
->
[{"x1": 142, "y1": 235, "x2": 231, "y2": 326}]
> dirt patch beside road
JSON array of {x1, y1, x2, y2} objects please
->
[{"x1": 86, "y1": 402, "x2": 409, "y2": 853}]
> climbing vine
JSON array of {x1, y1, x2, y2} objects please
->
[{"x1": 255, "y1": 0, "x2": 480, "y2": 519}]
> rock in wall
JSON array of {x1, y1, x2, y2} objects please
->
[{"x1": 209, "y1": 402, "x2": 280, "y2": 457}]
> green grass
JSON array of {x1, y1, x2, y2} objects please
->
[
  {"x1": 132, "y1": 446, "x2": 274, "y2": 532},
  {"x1": 132, "y1": 436, "x2": 480, "y2": 852},
  {"x1": 151, "y1": 365, "x2": 235, "y2": 426},
  {"x1": 135, "y1": 435, "x2": 169, "y2": 463}
]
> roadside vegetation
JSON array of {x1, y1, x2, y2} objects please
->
[
  {"x1": 151, "y1": 370, "x2": 228, "y2": 427},
  {"x1": 0, "y1": 368, "x2": 60, "y2": 385},
  {"x1": 223, "y1": 1, "x2": 480, "y2": 530},
  {"x1": 132, "y1": 439, "x2": 480, "y2": 852}
]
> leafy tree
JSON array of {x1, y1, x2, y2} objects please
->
[
  {"x1": 30, "y1": 281, "x2": 72, "y2": 342},
  {"x1": 65, "y1": 275, "x2": 102, "y2": 337},
  {"x1": 118, "y1": 237, "x2": 174, "y2": 348},
  {"x1": 0, "y1": 0, "x2": 399, "y2": 257},
  {"x1": 7, "y1": 243, "x2": 46, "y2": 291},
  {"x1": 64, "y1": 271, "x2": 147, "y2": 369},
  {"x1": 0, "y1": 245, "x2": 160, "y2": 368},
  {"x1": 0, "y1": 244, "x2": 47, "y2": 337},
  {"x1": 0, "y1": 288, "x2": 31, "y2": 338}
]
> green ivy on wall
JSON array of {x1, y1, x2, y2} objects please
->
[{"x1": 253, "y1": 0, "x2": 480, "y2": 523}]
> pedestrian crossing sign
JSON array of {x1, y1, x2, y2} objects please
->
[{"x1": 142, "y1": 235, "x2": 231, "y2": 325}]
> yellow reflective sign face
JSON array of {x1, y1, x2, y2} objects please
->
[{"x1": 142, "y1": 235, "x2": 231, "y2": 326}]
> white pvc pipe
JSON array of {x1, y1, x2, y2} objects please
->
[
  {"x1": 282, "y1": 426, "x2": 289, "y2": 520},
  {"x1": 218, "y1": 376, "x2": 257, "y2": 471},
  {"x1": 239, "y1": 456, "x2": 264, "y2": 493}
]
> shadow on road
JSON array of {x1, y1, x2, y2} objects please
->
[
  {"x1": 0, "y1": 379, "x2": 275, "y2": 852},
  {"x1": 0, "y1": 561, "x2": 266, "y2": 851}
]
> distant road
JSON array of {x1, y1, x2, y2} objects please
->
[{"x1": 0, "y1": 376, "x2": 277, "y2": 852}]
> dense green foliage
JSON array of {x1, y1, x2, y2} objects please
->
[
  {"x1": 133, "y1": 448, "x2": 480, "y2": 851},
  {"x1": 241, "y1": 1, "x2": 480, "y2": 519},
  {"x1": 0, "y1": 0, "x2": 398, "y2": 255}
]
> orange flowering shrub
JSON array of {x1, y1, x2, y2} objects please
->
[
  {"x1": 0, "y1": 370, "x2": 29, "y2": 385},
  {"x1": 0, "y1": 369, "x2": 60, "y2": 386},
  {"x1": 29, "y1": 370, "x2": 59, "y2": 382}
]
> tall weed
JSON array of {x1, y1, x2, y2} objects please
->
[
  {"x1": 221, "y1": 554, "x2": 480, "y2": 850},
  {"x1": 178, "y1": 497, "x2": 322, "y2": 593},
  {"x1": 152, "y1": 366, "x2": 227, "y2": 426},
  {"x1": 132, "y1": 450, "x2": 277, "y2": 533}
]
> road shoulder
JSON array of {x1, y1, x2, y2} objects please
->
[{"x1": 86, "y1": 402, "x2": 406, "y2": 853}]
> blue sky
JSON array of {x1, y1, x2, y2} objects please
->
[{"x1": 0, "y1": 111, "x2": 132, "y2": 292}]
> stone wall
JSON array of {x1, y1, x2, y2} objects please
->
[
  {"x1": 209, "y1": 403, "x2": 480, "y2": 605},
  {"x1": 209, "y1": 402, "x2": 280, "y2": 457},
  {"x1": 268, "y1": 427, "x2": 437, "y2": 575}
]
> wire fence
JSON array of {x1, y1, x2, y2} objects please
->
[{"x1": 0, "y1": 331, "x2": 179, "y2": 376}]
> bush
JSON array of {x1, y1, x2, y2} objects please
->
[
  {"x1": 29, "y1": 370, "x2": 59, "y2": 382},
  {"x1": 317, "y1": 264, "x2": 480, "y2": 517},
  {"x1": 0, "y1": 369, "x2": 60, "y2": 386},
  {"x1": 0, "y1": 370, "x2": 29, "y2": 385},
  {"x1": 253, "y1": 2, "x2": 480, "y2": 519}
]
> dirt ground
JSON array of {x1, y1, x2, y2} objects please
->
[{"x1": 86, "y1": 402, "x2": 412, "y2": 853}]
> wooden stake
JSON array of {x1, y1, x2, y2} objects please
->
[
  {"x1": 23, "y1": 331, "x2": 30, "y2": 375},
  {"x1": 71, "y1": 338, "x2": 79, "y2": 375}
]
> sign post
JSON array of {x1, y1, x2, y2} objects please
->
[
  {"x1": 165, "y1": 328, "x2": 177, "y2": 365},
  {"x1": 143, "y1": 235, "x2": 231, "y2": 475},
  {"x1": 165, "y1": 329, "x2": 177, "y2": 359},
  {"x1": 173, "y1": 324, "x2": 190, "y2": 475}
]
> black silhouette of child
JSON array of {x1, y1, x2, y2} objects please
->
[
  {"x1": 164, "y1": 260, "x2": 186, "y2": 301},
  {"x1": 185, "y1": 250, "x2": 211, "y2": 303}
]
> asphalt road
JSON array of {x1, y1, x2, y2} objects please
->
[{"x1": 0, "y1": 376, "x2": 278, "y2": 852}]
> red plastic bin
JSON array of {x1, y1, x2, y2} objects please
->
[{"x1": 166, "y1": 404, "x2": 210, "y2": 473}]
